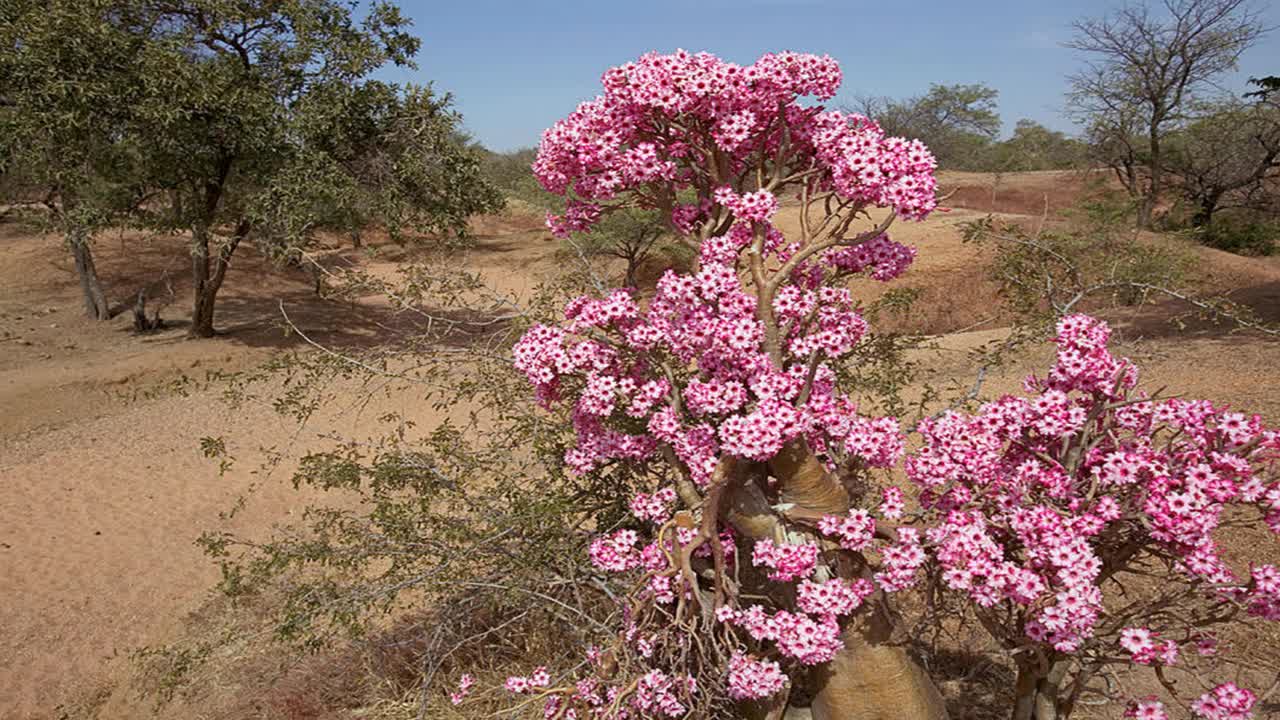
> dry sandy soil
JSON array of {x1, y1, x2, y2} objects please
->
[{"x1": 1, "y1": 171, "x2": 1278, "y2": 720}]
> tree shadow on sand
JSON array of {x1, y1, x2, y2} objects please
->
[{"x1": 1105, "y1": 280, "x2": 1280, "y2": 341}]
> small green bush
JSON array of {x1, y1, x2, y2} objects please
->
[{"x1": 1197, "y1": 218, "x2": 1278, "y2": 256}]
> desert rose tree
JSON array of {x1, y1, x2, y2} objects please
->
[
  {"x1": 906, "y1": 315, "x2": 1280, "y2": 720},
  {"x1": 479, "y1": 50, "x2": 1280, "y2": 720},
  {"x1": 500, "y1": 49, "x2": 947, "y2": 719}
]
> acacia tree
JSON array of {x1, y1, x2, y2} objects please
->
[
  {"x1": 259, "y1": 81, "x2": 504, "y2": 259},
  {"x1": 851, "y1": 83, "x2": 1001, "y2": 169},
  {"x1": 1067, "y1": 0, "x2": 1266, "y2": 228},
  {"x1": 1163, "y1": 99, "x2": 1280, "y2": 228},
  {"x1": 0, "y1": 0, "x2": 150, "y2": 320},
  {"x1": 989, "y1": 120, "x2": 1088, "y2": 173},
  {"x1": 564, "y1": 208, "x2": 675, "y2": 290},
  {"x1": 133, "y1": 0, "x2": 421, "y2": 337}
]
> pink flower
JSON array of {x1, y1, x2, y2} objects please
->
[
  {"x1": 751, "y1": 539, "x2": 819, "y2": 582},
  {"x1": 1125, "y1": 699, "x2": 1168, "y2": 720},
  {"x1": 450, "y1": 674, "x2": 476, "y2": 705},
  {"x1": 879, "y1": 487, "x2": 906, "y2": 520},
  {"x1": 1191, "y1": 682, "x2": 1256, "y2": 720},
  {"x1": 818, "y1": 508, "x2": 876, "y2": 551},
  {"x1": 726, "y1": 654, "x2": 788, "y2": 700}
]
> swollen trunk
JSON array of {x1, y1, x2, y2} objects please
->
[
  {"x1": 765, "y1": 440, "x2": 949, "y2": 720},
  {"x1": 809, "y1": 607, "x2": 948, "y2": 720},
  {"x1": 1010, "y1": 659, "x2": 1068, "y2": 720}
]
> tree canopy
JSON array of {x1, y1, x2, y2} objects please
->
[
  {"x1": 852, "y1": 83, "x2": 1001, "y2": 169},
  {"x1": 0, "y1": 0, "x2": 504, "y2": 335},
  {"x1": 1067, "y1": 0, "x2": 1267, "y2": 227}
]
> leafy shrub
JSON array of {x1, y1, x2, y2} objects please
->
[
  {"x1": 1197, "y1": 218, "x2": 1278, "y2": 257},
  {"x1": 963, "y1": 190, "x2": 1191, "y2": 320}
]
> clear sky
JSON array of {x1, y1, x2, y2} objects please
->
[{"x1": 375, "y1": 0, "x2": 1280, "y2": 152}]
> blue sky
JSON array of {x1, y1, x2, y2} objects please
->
[{"x1": 376, "y1": 0, "x2": 1280, "y2": 151}]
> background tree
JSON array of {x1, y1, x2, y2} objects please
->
[
  {"x1": 1067, "y1": 0, "x2": 1266, "y2": 228},
  {"x1": 480, "y1": 147, "x2": 553, "y2": 209},
  {"x1": 133, "y1": 0, "x2": 421, "y2": 337},
  {"x1": 1081, "y1": 98, "x2": 1148, "y2": 205},
  {"x1": 562, "y1": 208, "x2": 677, "y2": 290},
  {"x1": 0, "y1": 0, "x2": 150, "y2": 320},
  {"x1": 260, "y1": 81, "x2": 504, "y2": 258},
  {"x1": 1245, "y1": 74, "x2": 1280, "y2": 101},
  {"x1": 851, "y1": 83, "x2": 1001, "y2": 169},
  {"x1": 1162, "y1": 98, "x2": 1280, "y2": 229},
  {"x1": 986, "y1": 120, "x2": 1088, "y2": 172}
]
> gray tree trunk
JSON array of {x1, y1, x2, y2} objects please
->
[
  {"x1": 68, "y1": 231, "x2": 110, "y2": 320},
  {"x1": 1140, "y1": 125, "x2": 1163, "y2": 230},
  {"x1": 188, "y1": 219, "x2": 246, "y2": 338}
]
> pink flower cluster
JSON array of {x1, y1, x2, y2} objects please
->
[
  {"x1": 632, "y1": 670, "x2": 694, "y2": 718},
  {"x1": 874, "y1": 527, "x2": 927, "y2": 592},
  {"x1": 714, "y1": 187, "x2": 780, "y2": 222},
  {"x1": 1192, "y1": 683, "x2": 1257, "y2": 720},
  {"x1": 450, "y1": 674, "x2": 475, "y2": 705},
  {"x1": 533, "y1": 49, "x2": 937, "y2": 238},
  {"x1": 723, "y1": 604, "x2": 844, "y2": 665},
  {"x1": 817, "y1": 508, "x2": 876, "y2": 550},
  {"x1": 1118, "y1": 627, "x2": 1180, "y2": 666},
  {"x1": 1238, "y1": 564, "x2": 1280, "y2": 620},
  {"x1": 826, "y1": 233, "x2": 917, "y2": 281},
  {"x1": 1031, "y1": 312, "x2": 1137, "y2": 398},
  {"x1": 505, "y1": 666, "x2": 552, "y2": 694},
  {"x1": 1126, "y1": 699, "x2": 1169, "y2": 720},
  {"x1": 540, "y1": 677, "x2": 611, "y2": 720},
  {"x1": 905, "y1": 313, "x2": 1280, "y2": 676},
  {"x1": 589, "y1": 529, "x2": 641, "y2": 572},
  {"x1": 751, "y1": 538, "x2": 818, "y2": 581},
  {"x1": 630, "y1": 487, "x2": 678, "y2": 524},
  {"x1": 796, "y1": 577, "x2": 875, "y2": 616},
  {"x1": 879, "y1": 487, "x2": 905, "y2": 520},
  {"x1": 726, "y1": 653, "x2": 788, "y2": 700},
  {"x1": 513, "y1": 255, "x2": 906, "y2": 481}
]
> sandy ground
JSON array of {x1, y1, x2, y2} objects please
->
[
  {"x1": 0, "y1": 213, "x2": 559, "y2": 719},
  {"x1": 1, "y1": 171, "x2": 1278, "y2": 719}
]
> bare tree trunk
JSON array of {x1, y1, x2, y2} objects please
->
[
  {"x1": 68, "y1": 231, "x2": 110, "y2": 320},
  {"x1": 1140, "y1": 127, "x2": 1162, "y2": 229},
  {"x1": 1191, "y1": 195, "x2": 1219, "y2": 229},
  {"x1": 188, "y1": 219, "x2": 247, "y2": 338},
  {"x1": 624, "y1": 258, "x2": 640, "y2": 289}
]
